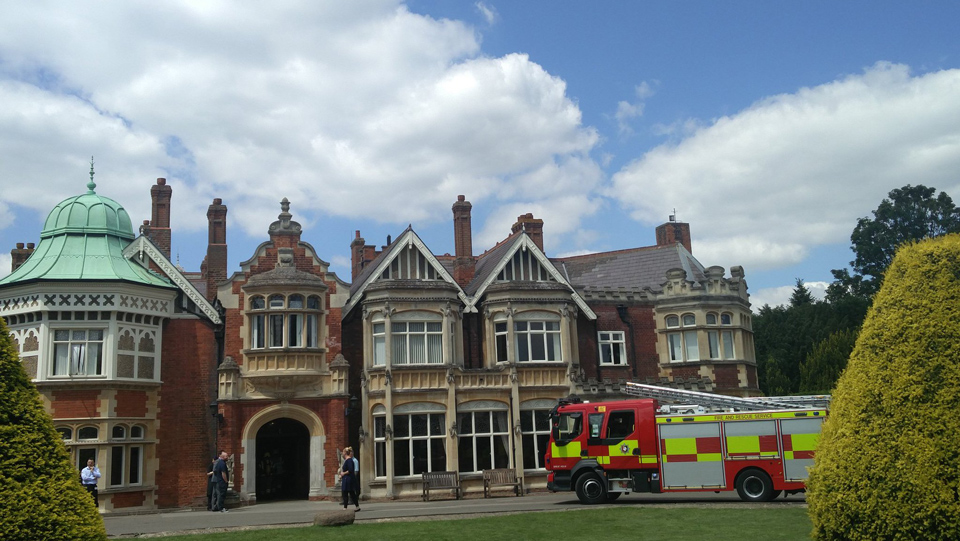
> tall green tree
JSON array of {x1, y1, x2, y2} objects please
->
[
  {"x1": 754, "y1": 283, "x2": 868, "y2": 395},
  {"x1": 831, "y1": 184, "x2": 960, "y2": 298},
  {"x1": 0, "y1": 318, "x2": 106, "y2": 540},
  {"x1": 798, "y1": 327, "x2": 858, "y2": 394},
  {"x1": 808, "y1": 233, "x2": 960, "y2": 540},
  {"x1": 789, "y1": 278, "x2": 815, "y2": 306}
]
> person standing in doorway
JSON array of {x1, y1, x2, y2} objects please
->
[
  {"x1": 340, "y1": 447, "x2": 359, "y2": 510},
  {"x1": 81, "y1": 458, "x2": 101, "y2": 508},
  {"x1": 212, "y1": 451, "x2": 229, "y2": 512}
]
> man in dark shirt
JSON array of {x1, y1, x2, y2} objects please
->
[
  {"x1": 205, "y1": 457, "x2": 218, "y2": 511},
  {"x1": 212, "y1": 451, "x2": 229, "y2": 512}
]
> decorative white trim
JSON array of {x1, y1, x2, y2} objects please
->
[
  {"x1": 467, "y1": 235, "x2": 596, "y2": 319},
  {"x1": 343, "y1": 229, "x2": 470, "y2": 316},
  {"x1": 122, "y1": 236, "x2": 222, "y2": 325}
]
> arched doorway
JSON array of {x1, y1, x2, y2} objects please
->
[{"x1": 255, "y1": 418, "x2": 310, "y2": 501}]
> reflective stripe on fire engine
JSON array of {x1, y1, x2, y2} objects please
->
[
  {"x1": 656, "y1": 410, "x2": 827, "y2": 424},
  {"x1": 780, "y1": 417, "x2": 824, "y2": 481},
  {"x1": 660, "y1": 436, "x2": 722, "y2": 463},
  {"x1": 550, "y1": 441, "x2": 582, "y2": 459}
]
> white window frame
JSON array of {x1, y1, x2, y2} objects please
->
[
  {"x1": 665, "y1": 313, "x2": 699, "y2": 363},
  {"x1": 514, "y1": 320, "x2": 562, "y2": 362},
  {"x1": 372, "y1": 322, "x2": 386, "y2": 366},
  {"x1": 520, "y1": 409, "x2": 552, "y2": 470},
  {"x1": 457, "y1": 410, "x2": 510, "y2": 473},
  {"x1": 598, "y1": 331, "x2": 626, "y2": 366},
  {"x1": 706, "y1": 312, "x2": 736, "y2": 360},
  {"x1": 390, "y1": 321, "x2": 443, "y2": 365},
  {"x1": 51, "y1": 328, "x2": 105, "y2": 377},
  {"x1": 391, "y1": 412, "x2": 446, "y2": 476}
]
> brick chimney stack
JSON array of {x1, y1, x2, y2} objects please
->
[
  {"x1": 452, "y1": 195, "x2": 475, "y2": 286},
  {"x1": 655, "y1": 214, "x2": 692, "y2": 253},
  {"x1": 511, "y1": 213, "x2": 544, "y2": 252},
  {"x1": 10, "y1": 242, "x2": 35, "y2": 272},
  {"x1": 350, "y1": 230, "x2": 385, "y2": 280},
  {"x1": 203, "y1": 198, "x2": 228, "y2": 301},
  {"x1": 145, "y1": 178, "x2": 172, "y2": 259}
]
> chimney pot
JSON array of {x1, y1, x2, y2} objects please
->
[
  {"x1": 27, "y1": 243, "x2": 34, "y2": 249},
  {"x1": 213, "y1": 198, "x2": 222, "y2": 205},
  {"x1": 457, "y1": 195, "x2": 465, "y2": 202},
  {"x1": 157, "y1": 178, "x2": 166, "y2": 185}
]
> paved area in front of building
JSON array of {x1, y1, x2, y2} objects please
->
[{"x1": 103, "y1": 490, "x2": 804, "y2": 538}]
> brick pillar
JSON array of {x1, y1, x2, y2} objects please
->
[
  {"x1": 148, "y1": 178, "x2": 173, "y2": 259},
  {"x1": 10, "y1": 242, "x2": 35, "y2": 272},
  {"x1": 452, "y1": 195, "x2": 475, "y2": 286},
  {"x1": 204, "y1": 198, "x2": 228, "y2": 301},
  {"x1": 510, "y1": 213, "x2": 544, "y2": 252},
  {"x1": 655, "y1": 218, "x2": 692, "y2": 253}
]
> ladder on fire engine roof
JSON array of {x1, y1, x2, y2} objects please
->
[{"x1": 622, "y1": 382, "x2": 831, "y2": 412}]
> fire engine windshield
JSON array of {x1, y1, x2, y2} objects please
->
[{"x1": 552, "y1": 412, "x2": 583, "y2": 444}]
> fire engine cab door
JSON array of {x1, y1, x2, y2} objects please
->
[{"x1": 595, "y1": 409, "x2": 639, "y2": 470}]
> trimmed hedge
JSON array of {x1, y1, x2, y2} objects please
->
[
  {"x1": 0, "y1": 318, "x2": 106, "y2": 540},
  {"x1": 807, "y1": 234, "x2": 960, "y2": 540}
]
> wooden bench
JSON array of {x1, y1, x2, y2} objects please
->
[
  {"x1": 483, "y1": 468, "x2": 523, "y2": 498},
  {"x1": 422, "y1": 471, "x2": 462, "y2": 501}
]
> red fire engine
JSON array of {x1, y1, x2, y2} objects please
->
[{"x1": 545, "y1": 383, "x2": 828, "y2": 504}]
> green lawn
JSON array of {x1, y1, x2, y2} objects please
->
[{"x1": 161, "y1": 507, "x2": 813, "y2": 541}]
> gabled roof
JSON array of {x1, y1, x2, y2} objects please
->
[
  {"x1": 556, "y1": 243, "x2": 706, "y2": 293},
  {"x1": 123, "y1": 236, "x2": 222, "y2": 325},
  {"x1": 343, "y1": 228, "x2": 469, "y2": 317},
  {"x1": 466, "y1": 233, "x2": 596, "y2": 319}
]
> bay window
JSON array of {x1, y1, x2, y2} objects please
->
[
  {"x1": 457, "y1": 409, "x2": 510, "y2": 472},
  {"x1": 392, "y1": 412, "x2": 446, "y2": 475},
  {"x1": 52, "y1": 329, "x2": 104, "y2": 376},
  {"x1": 665, "y1": 314, "x2": 699, "y2": 363}
]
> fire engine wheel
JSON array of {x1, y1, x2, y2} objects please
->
[
  {"x1": 735, "y1": 469, "x2": 776, "y2": 502},
  {"x1": 605, "y1": 492, "x2": 622, "y2": 502},
  {"x1": 575, "y1": 472, "x2": 608, "y2": 505}
]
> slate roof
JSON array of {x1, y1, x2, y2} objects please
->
[
  {"x1": 464, "y1": 232, "x2": 522, "y2": 295},
  {"x1": 555, "y1": 243, "x2": 706, "y2": 293}
]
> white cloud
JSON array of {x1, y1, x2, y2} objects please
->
[
  {"x1": 475, "y1": 2, "x2": 498, "y2": 25},
  {"x1": 0, "y1": 1, "x2": 600, "y2": 245},
  {"x1": 749, "y1": 281, "x2": 828, "y2": 311},
  {"x1": 0, "y1": 254, "x2": 10, "y2": 279},
  {"x1": 614, "y1": 82, "x2": 656, "y2": 136},
  {"x1": 611, "y1": 62, "x2": 960, "y2": 272}
]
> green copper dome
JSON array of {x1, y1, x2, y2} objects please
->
[
  {"x1": 0, "y1": 166, "x2": 173, "y2": 288},
  {"x1": 41, "y1": 191, "x2": 135, "y2": 240}
]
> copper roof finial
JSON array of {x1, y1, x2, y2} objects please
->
[{"x1": 87, "y1": 156, "x2": 97, "y2": 194}]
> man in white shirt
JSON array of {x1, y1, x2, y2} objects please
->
[{"x1": 81, "y1": 458, "x2": 101, "y2": 507}]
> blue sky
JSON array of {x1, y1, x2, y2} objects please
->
[{"x1": 1, "y1": 1, "x2": 959, "y2": 309}]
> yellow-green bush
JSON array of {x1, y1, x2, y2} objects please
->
[
  {"x1": 807, "y1": 234, "x2": 960, "y2": 540},
  {"x1": 0, "y1": 318, "x2": 106, "y2": 540}
]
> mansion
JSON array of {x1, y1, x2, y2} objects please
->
[{"x1": 0, "y1": 174, "x2": 757, "y2": 510}]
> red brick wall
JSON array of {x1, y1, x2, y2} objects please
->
[
  {"x1": 713, "y1": 365, "x2": 741, "y2": 392},
  {"x1": 155, "y1": 318, "x2": 217, "y2": 509},
  {"x1": 217, "y1": 396, "x2": 347, "y2": 493},
  {"x1": 51, "y1": 390, "x2": 100, "y2": 418},
  {"x1": 114, "y1": 390, "x2": 148, "y2": 418},
  {"x1": 579, "y1": 303, "x2": 659, "y2": 382}
]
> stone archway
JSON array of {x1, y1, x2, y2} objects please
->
[
  {"x1": 240, "y1": 404, "x2": 327, "y2": 502},
  {"x1": 255, "y1": 418, "x2": 309, "y2": 500}
]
